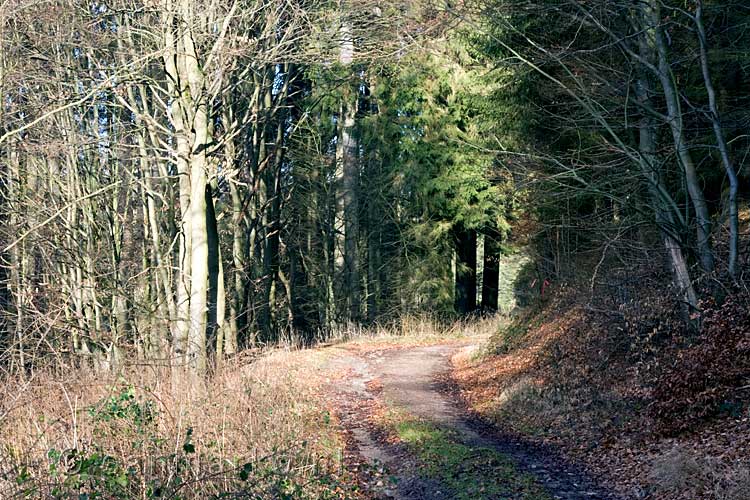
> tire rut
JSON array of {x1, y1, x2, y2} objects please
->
[{"x1": 332, "y1": 343, "x2": 622, "y2": 500}]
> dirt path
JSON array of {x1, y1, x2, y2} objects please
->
[{"x1": 332, "y1": 342, "x2": 621, "y2": 500}]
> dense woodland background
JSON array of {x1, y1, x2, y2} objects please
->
[
  {"x1": 2, "y1": 0, "x2": 750, "y2": 498},
  {"x1": 0, "y1": 0, "x2": 748, "y2": 375}
]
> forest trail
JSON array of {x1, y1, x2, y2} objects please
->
[{"x1": 332, "y1": 341, "x2": 620, "y2": 500}]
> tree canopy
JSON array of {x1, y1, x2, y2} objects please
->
[{"x1": 0, "y1": 0, "x2": 748, "y2": 373}]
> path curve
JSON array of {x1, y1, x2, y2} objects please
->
[{"x1": 334, "y1": 342, "x2": 622, "y2": 500}]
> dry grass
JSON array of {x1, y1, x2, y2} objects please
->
[
  {"x1": 333, "y1": 313, "x2": 499, "y2": 351},
  {"x1": 0, "y1": 314, "x2": 516, "y2": 499},
  {"x1": 0, "y1": 349, "x2": 356, "y2": 499}
]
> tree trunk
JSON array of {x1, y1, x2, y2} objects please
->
[
  {"x1": 342, "y1": 101, "x2": 360, "y2": 321},
  {"x1": 163, "y1": 2, "x2": 191, "y2": 367},
  {"x1": 454, "y1": 225, "x2": 477, "y2": 315},
  {"x1": 695, "y1": 1, "x2": 739, "y2": 278},
  {"x1": 227, "y1": 152, "x2": 242, "y2": 355},
  {"x1": 163, "y1": 0, "x2": 213, "y2": 373},
  {"x1": 206, "y1": 184, "x2": 225, "y2": 364},
  {"x1": 481, "y1": 234, "x2": 500, "y2": 311},
  {"x1": 645, "y1": 0, "x2": 714, "y2": 274},
  {"x1": 334, "y1": 15, "x2": 360, "y2": 324},
  {"x1": 184, "y1": 24, "x2": 210, "y2": 374},
  {"x1": 635, "y1": 63, "x2": 698, "y2": 314},
  {"x1": 366, "y1": 179, "x2": 380, "y2": 322}
]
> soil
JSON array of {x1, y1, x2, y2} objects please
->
[{"x1": 329, "y1": 341, "x2": 623, "y2": 500}]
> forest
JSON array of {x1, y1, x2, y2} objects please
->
[{"x1": 1, "y1": 0, "x2": 749, "y2": 498}]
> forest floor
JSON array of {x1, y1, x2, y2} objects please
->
[
  {"x1": 438, "y1": 299, "x2": 750, "y2": 500},
  {"x1": 323, "y1": 335, "x2": 618, "y2": 499},
  {"x1": 6, "y1": 314, "x2": 746, "y2": 499}
]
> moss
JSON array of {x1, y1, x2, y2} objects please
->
[{"x1": 388, "y1": 413, "x2": 550, "y2": 500}]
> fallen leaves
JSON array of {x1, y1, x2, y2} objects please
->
[{"x1": 449, "y1": 289, "x2": 750, "y2": 500}]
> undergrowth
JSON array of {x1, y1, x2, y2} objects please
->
[{"x1": 0, "y1": 350, "x2": 359, "y2": 499}]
